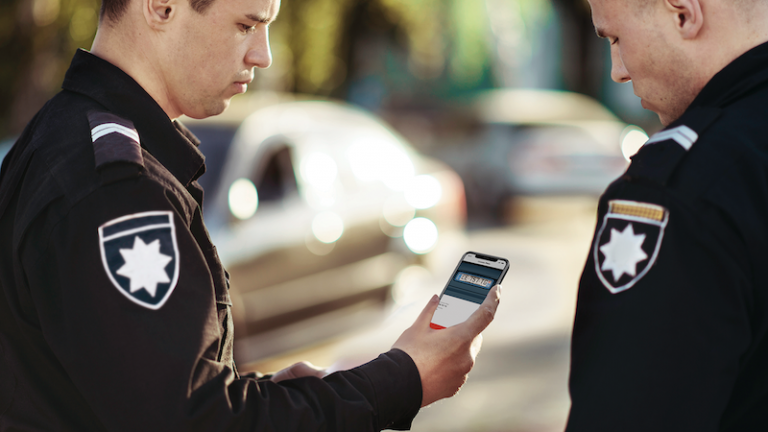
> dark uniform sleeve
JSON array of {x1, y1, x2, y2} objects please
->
[
  {"x1": 18, "y1": 169, "x2": 421, "y2": 431},
  {"x1": 566, "y1": 179, "x2": 752, "y2": 431}
]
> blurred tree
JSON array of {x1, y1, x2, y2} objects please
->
[
  {"x1": 269, "y1": 0, "x2": 494, "y2": 101},
  {"x1": 485, "y1": 0, "x2": 557, "y2": 89},
  {"x1": 0, "y1": 0, "x2": 99, "y2": 137}
]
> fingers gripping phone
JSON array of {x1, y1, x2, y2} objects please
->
[{"x1": 430, "y1": 252, "x2": 509, "y2": 329}]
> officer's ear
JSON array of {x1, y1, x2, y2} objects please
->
[
  {"x1": 143, "y1": 0, "x2": 178, "y2": 28},
  {"x1": 664, "y1": 0, "x2": 703, "y2": 40}
]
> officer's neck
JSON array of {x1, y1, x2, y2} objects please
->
[{"x1": 90, "y1": 18, "x2": 182, "y2": 121}]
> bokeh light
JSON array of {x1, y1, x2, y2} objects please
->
[
  {"x1": 228, "y1": 178, "x2": 259, "y2": 220},
  {"x1": 403, "y1": 217, "x2": 438, "y2": 254},
  {"x1": 621, "y1": 126, "x2": 649, "y2": 161},
  {"x1": 404, "y1": 174, "x2": 442, "y2": 209},
  {"x1": 382, "y1": 195, "x2": 416, "y2": 227},
  {"x1": 312, "y1": 211, "x2": 344, "y2": 243},
  {"x1": 346, "y1": 139, "x2": 415, "y2": 191},
  {"x1": 301, "y1": 152, "x2": 338, "y2": 190}
]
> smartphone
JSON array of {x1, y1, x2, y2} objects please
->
[{"x1": 430, "y1": 251, "x2": 509, "y2": 329}]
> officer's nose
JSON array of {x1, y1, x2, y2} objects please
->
[
  {"x1": 245, "y1": 27, "x2": 272, "y2": 69},
  {"x1": 610, "y1": 45, "x2": 631, "y2": 83}
]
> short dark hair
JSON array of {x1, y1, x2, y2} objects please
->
[{"x1": 100, "y1": 0, "x2": 217, "y2": 22}]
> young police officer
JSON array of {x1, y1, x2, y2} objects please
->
[
  {"x1": 568, "y1": 0, "x2": 768, "y2": 430},
  {"x1": 0, "y1": 0, "x2": 501, "y2": 428}
]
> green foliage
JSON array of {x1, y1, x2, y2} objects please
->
[
  {"x1": 274, "y1": 0, "x2": 495, "y2": 97},
  {"x1": 289, "y1": 0, "x2": 356, "y2": 93},
  {"x1": 379, "y1": 0, "x2": 445, "y2": 80},
  {"x1": 449, "y1": 0, "x2": 490, "y2": 88}
]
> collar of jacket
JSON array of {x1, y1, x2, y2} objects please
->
[
  {"x1": 62, "y1": 49, "x2": 205, "y2": 188},
  {"x1": 689, "y1": 40, "x2": 768, "y2": 110}
]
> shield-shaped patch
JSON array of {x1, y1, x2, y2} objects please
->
[
  {"x1": 594, "y1": 200, "x2": 669, "y2": 294},
  {"x1": 98, "y1": 211, "x2": 180, "y2": 309}
]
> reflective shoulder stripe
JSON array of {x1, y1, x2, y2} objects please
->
[
  {"x1": 624, "y1": 106, "x2": 721, "y2": 186},
  {"x1": 91, "y1": 123, "x2": 140, "y2": 144},
  {"x1": 87, "y1": 111, "x2": 144, "y2": 170},
  {"x1": 645, "y1": 125, "x2": 698, "y2": 150}
]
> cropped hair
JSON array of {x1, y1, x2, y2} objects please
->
[{"x1": 100, "y1": 0, "x2": 217, "y2": 22}]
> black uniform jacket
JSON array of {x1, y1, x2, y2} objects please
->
[
  {"x1": 0, "y1": 49, "x2": 421, "y2": 431},
  {"x1": 567, "y1": 42, "x2": 768, "y2": 431}
]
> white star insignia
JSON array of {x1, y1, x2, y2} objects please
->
[
  {"x1": 599, "y1": 223, "x2": 648, "y2": 283},
  {"x1": 116, "y1": 236, "x2": 172, "y2": 297}
]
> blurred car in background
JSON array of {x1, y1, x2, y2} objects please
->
[
  {"x1": 183, "y1": 94, "x2": 465, "y2": 364},
  {"x1": 444, "y1": 89, "x2": 647, "y2": 222}
]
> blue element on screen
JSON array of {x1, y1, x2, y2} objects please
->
[
  {"x1": 443, "y1": 262, "x2": 503, "y2": 304},
  {"x1": 454, "y1": 272, "x2": 494, "y2": 289}
]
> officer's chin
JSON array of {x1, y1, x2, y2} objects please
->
[
  {"x1": 652, "y1": 104, "x2": 687, "y2": 128},
  {"x1": 657, "y1": 112, "x2": 678, "y2": 127},
  {"x1": 187, "y1": 99, "x2": 231, "y2": 120}
]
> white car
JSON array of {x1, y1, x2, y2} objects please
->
[{"x1": 183, "y1": 94, "x2": 466, "y2": 363}]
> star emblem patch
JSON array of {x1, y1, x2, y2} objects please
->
[
  {"x1": 594, "y1": 200, "x2": 668, "y2": 294},
  {"x1": 99, "y1": 211, "x2": 180, "y2": 309}
]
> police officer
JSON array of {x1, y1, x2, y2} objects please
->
[
  {"x1": 567, "y1": 0, "x2": 768, "y2": 430},
  {"x1": 0, "y1": 0, "x2": 501, "y2": 428}
]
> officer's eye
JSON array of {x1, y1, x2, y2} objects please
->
[
  {"x1": 610, "y1": 37, "x2": 619, "y2": 45},
  {"x1": 239, "y1": 23, "x2": 256, "y2": 33}
]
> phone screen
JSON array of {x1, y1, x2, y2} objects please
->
[{"x1": 430, "y1": 252, "x2": 509, "y2": 329}]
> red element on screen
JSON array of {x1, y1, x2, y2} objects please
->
[{"x1": 430, "y1": 323, "x2": 446, "y2": 330}]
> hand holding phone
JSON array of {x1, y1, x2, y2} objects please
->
[
  {"x1": 392, "y1": 283, "x2": 501, "y2": 406},
  {"x1": 430, "y1": 252, "x2": 509, "y2": 329},
  {"x1": 391, "y1": 251, "x2": 505, "y2": 406}
]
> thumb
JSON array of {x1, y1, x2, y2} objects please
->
[
  {"x1": 462, "y1": 284, "x2": 501, "y2": 335},
  {"x1": 413, "y1": 294, "x2": 440, "y2": 328}
]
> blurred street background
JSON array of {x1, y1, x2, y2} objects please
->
[{"x1": 1, "y1": 0, "x2": 663, "y2": 430}]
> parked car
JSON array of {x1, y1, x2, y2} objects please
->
[
  {"x1": 443, "y1": 89, "x2": 647, "y2": 221},
  {"x1": 183, "y1": 94, "x2": 466, "y2": 363}
]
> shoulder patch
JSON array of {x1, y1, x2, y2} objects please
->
[
  {"x1": 98, "y1": 211, "x2": 180, "y2": 309},
  {"x1": 594, "y1": 200, "x2": 669, "y2": 294},
  {"x1": 87, "y1": 111, "x2": 144, "y2": 169}
]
